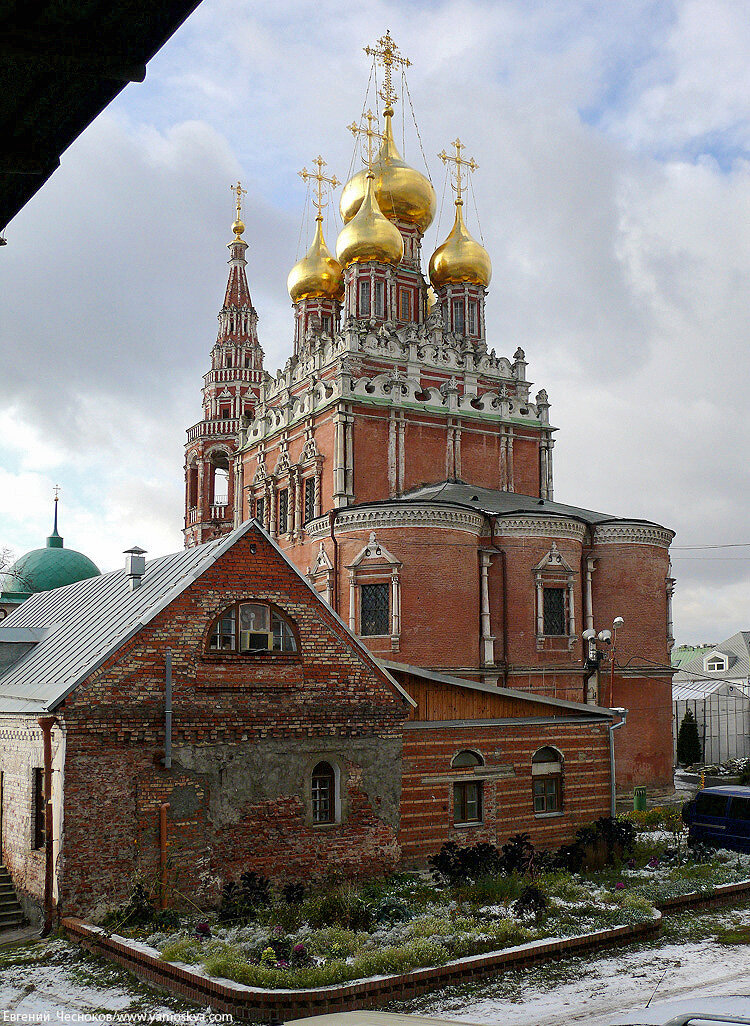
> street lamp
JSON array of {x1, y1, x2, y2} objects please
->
[{"x1": 581, "y1": 616, "x2": 625, "y2": 707}]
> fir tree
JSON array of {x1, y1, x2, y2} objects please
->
[{"x1": 677, "y1": 708, "x2": 702, "y2": 765}]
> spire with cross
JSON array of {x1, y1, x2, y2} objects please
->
[
  {"x1": 348, "y1": 110, "x2": 384, "y2": 174},
  {"x1": 299, "y1": 156, "x2": 340, "y2": 221},
  {"x1": 364, "y1": 30, "x2": 411, "y2": 113},
  {"x1": 438, "y1": 138, "x2": 479, "y2": 205},
  {"x1": 230, "y1": 180, "x2": 247, "y2": 239}
]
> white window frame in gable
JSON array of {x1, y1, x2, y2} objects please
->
[
  {"x1": 704, "y1": 653, "x2": 728, "y2": 673},
  {"x1": 346, "y1": 532, "x2": 402, "y2": 652}
]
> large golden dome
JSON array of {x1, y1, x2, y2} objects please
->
[
  {"x1": 287, "y1": 215, "x2": 344, "y2": 303},
  {"x1": 429, "y1": 201, "x2": 492, "y2": 289},
  {"x1": 336, "y1": 172, "x2": 404, "y2": 267},
  {"x1": 340, "y1": 110, "x2": 436, "y2": 233}
]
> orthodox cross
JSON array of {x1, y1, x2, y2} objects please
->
[
  {"x1": 437, "y1": 138, "x2": 478, "y2": 203},
  {"x1": 364, "y1": 30, "x2": 410, "y2": 110},
  {"x1": 53, "y1": 484, "x2": 61, "y2": 501},
  {"x1": 230, "y1": 180, "x2": 247, "y2": 221},
  {"x1": 299, "y1": 156, "x2": 340, "y2": 217},
  {"x1": 348, "y1": 110, "x2": 383, "y2": 172}
]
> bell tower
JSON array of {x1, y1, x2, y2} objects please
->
[{"x1": 184, "y1": 182, "x2": 264, "y2": 547}]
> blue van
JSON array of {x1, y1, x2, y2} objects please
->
[{"x1": 684, "y1": 785, "x2": 750, "y2": 853}]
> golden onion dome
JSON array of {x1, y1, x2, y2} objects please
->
[
  {"x1": 340, "y1": 109, "x2": 436, "y2": 233},
  {"x1": 336, "y1": 172, "x2": 404, "y2": 267},
  {"x1": 429, "y1": 201, "x2": 492, "y2": 289},
  {"x1": 287, "y1": 215, "x2": 344, "y2": 303}
]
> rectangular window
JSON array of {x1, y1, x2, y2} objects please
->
[
  {"x1": 321, "y1": 315, "x2": 332, "y2": 334},
  {"x1": 33, "y1": 768, "x2": 45, "y2": 850},
  {"x1": 543, "y1": 587, "x2": 566, "y2": 636},
  {"x1": 277, "y1": 488, "x2": 288, "y2": 534},
  {"x1": 360, "y1": 582, "x2": 390, "y2": 636},
  {"x1": 304, "y1": 478, "x2": 316, "y2": 524},
  {"x1": 533, "y1": 776, "x2": 561, "y2": 814},
  {"x1": 452, "y1": 299, "x2": 465, "y2": 334},
  {"x1": 239, "y1": 602, "x2": 272, "y2": 652},
  {"x1": 468, "y1": 300, "x2": 478, "y2": 335},
  {"x1": 255, "y1": 497, "x2": 264, "y2": 524},
  {"x1": 312, "y1": 771, "x2": 333, "y2": 824},
  {"x1": 358, "y1": 279, "x2": 371, "y2": 317},
  {"x1": 220, "y1": 406, "x2": 231, "y2": 420},
  {"x1": 454, "y1": 780, "x2": 483, "y2": 824},
  {"x1": 399, "y1": 288, "x2": 411, "y2": 321},
  {"x1": 374, "y1": 280, "x2": 386, "y2": 318}
]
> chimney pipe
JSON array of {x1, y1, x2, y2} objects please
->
[{"x1": 124, "y1": 546, "x2": 147, "y2": 591}]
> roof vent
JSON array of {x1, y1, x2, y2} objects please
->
[{"x1": 124, "y1": 546, "x2": 147, "y2": 591}]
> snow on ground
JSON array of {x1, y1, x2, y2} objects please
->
[
  {"x1": 0, "y1": 937, "x2": 233, "y2": 1024},
  {"x1": 387, "y1": 908, "x2": 750, "y2": 1025}
]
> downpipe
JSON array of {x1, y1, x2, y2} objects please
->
[
  {"x1": 608, "y1": 707, "x2": 628, "y2": 818},
  {"x1": 37, "y1": 715, "x2": 57, "y2": 936}
]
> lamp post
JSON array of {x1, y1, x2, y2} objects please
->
[{"x1": 581, "y1": 616, "x2": 624, "y2": 707}]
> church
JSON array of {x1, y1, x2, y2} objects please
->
[{"x1": 184, "y1": 33, "x2": 675, "y2": 790}]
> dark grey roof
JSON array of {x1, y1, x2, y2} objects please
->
[
  {"x1": 382, "y1": 660, "x2": 615, "y2": 719},
  {"x1": 396, "y1": 481, "x2": 667, "y2": 529},
  {"x1": 673, "y1": 632, "x2": 750, "y2": 698}
]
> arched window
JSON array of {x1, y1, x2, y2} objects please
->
[
  {"x1": 208, "y1": 602, "x2": 297, "y2": 653},
  {"x1": 452, "y1": 750, "x2": 484, "y2": 825},
  {"x1": 532, "y1": 746, "x2": 563, "y2": 814},
  {"x1": 211, "y1": 452, "x2": 230, "y2": 506},
  {"x1": 311, "y1": 761, "x2": 336, "y2": 824},
  {"x1": 451, "y1": 750, "x2": 484, "y2": 768}
]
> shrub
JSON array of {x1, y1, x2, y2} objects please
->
[
  {"x1": 512, "y1": 885, "x2": 549, "y2": 921},
  {"x1": 499, "y1": 834, "x2": 535, "y2": 876},
  {"x1": 160, "y1": 936, "x2": 202, "y2": 963},
  {"x1": 428, "y1": 841, "x2": 502, "y2": 885},
  {"x1": 218, "y1": 871, "x2": 272, "y2": 922},
  {"x1": 677, "y1": 708, "x2": 702, "y2": 765},
  {"x1": 281, "y1": 882, "x2": 307, "y2": 904}
]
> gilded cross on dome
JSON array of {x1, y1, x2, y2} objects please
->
[
  {"x1": 438, "y1": 139, "x2": 478, "y2": 204},
  {"x1": 364, "y1": 30, "x2": 410, "y2": 112},
  {"x1": 347, "y1": 110, "x2": 383, "y2": 173},
  {"x1": 299, "y1": 156, "x2": 340, "y2": 218},
  {"x1": 230, "y1": 181, "x2": 247, "y2": 239}
]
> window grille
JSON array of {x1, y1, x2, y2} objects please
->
[
  {"x1": 277, "y1": 488, "x2": 288, "y2": 534},
  {"x1": 360, "y1": 582, "x2": 390, "y2": 636},
  {"x1": 452, "y1": 299, "x2": 465, "y2": 334},
  {"x1": 358, "y1": 279, "x2": 370, "y2": 317},
  {"x1": 543, "y1": 587, "x2": 566, "y2": 636},
  {"x1": 304, "y1": 478, "x2": 316, "y2": 524}
]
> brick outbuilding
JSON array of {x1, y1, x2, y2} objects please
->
[{"x1": 0, "y1": 521, "x2": 615, "y2": 923}]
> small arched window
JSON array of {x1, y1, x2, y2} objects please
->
[
  {"x1": 312, "y1": 761, "x2": 336, "y2": 824},
  {"x1": 451, "y1": 750, "x2": 484, "y2": 769},
  {"x1": 532, "y1": 746, "x2": 563, "y2": 815},
  {"x1": 208, "y1": 602, "x2": 297, "y2": 653}
]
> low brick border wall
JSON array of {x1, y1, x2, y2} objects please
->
[{"x1": 62, "y1": 878, "x2": 750, "y2": 1023}]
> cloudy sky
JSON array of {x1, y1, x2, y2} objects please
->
[{"x1": 2, "y1": 0, "x2": 749, "y2": 644}]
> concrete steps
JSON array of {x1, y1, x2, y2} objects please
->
[{"x1": 0, "y1": 867, "x2": 25, "y2": 931}]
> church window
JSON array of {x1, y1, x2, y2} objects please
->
[
  {"x1": 468, "y1": 300, "x2": 478, "y2": 335},
  {"x1": 211, "y1": 455, "x2": 230, "y2": 506},
  {"x1": 208, "y1": 602, "x2": 298, "y2": 654},
  {"x1": 311, "y1": 761, "x2": 336, "y2": 824},
  {"x1": 255, "y1": 496, "x2": 264, "y2": 524},
  {"x1": 542, "y1": 588, "x2": 566, "y2": 636},
  {"x1": 304, "y1": 478, "x2": 316, "y2": 524},
  {"x1": 358, "y1": 279, "x2": 371, "y2": 317},
  {"x1": 277, "y1": 488, "x2": 289, "y2": 534},
  {"x1": 532, "y1": 746, "x2": 563, "y2": 814},
  {"x1": 374, "y1": 280, "x2": 386, "y2": 318},
  {"x1": 244, "y1": 354, "x2": 251, "y2": 368},
  {"x1": 33, "y1": 768, "x2": 45, "y2": 849},
  {"x1": 360, "y1": 582, "x2": 390, "y2": 636},
  {"x1": 399, "y1": 288, "x2": 411, "y2": 321},
  {"x1": 452, "y1": 299, "x2": 465, "y2": 334},
  {"x1": 220, "y1": 406, "x2": 231, "y2": 420},
  {"x1": 187, "y1": 463, "x2": 198, "y2": 508},
  {"x1": 321, "y1": 315, "x2": 332, "y2": 334}
]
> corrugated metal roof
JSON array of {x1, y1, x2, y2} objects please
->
[
  {"x1": 0, "y1": 523, "x2": 254, "y2": 713},
  {"x1": 673, "y1": 632, "x2": 750, "y2": 693}
]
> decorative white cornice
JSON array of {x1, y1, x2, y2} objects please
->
[
  {"x1": 593, "y1": 523, "x2": 674, "y2": 548},
  {"x1": 306, "y1": 504, "x2": 486, "y2": 541},
  {"x1": 493, "y1": 516, "x2": 586, "y2": 542}
]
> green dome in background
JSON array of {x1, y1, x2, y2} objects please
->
[{"x1": 0, "y1": 499, "x2": 100, "y2": 605}]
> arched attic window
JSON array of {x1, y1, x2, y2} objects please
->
[
  {"x1": 451, "y1": 750, "x2": 484, "y2": 768},
  {"x1": 532, "y1": 746, "x2": 563, "y2": 815},
  {"x1": 208, "y1": 602, "x2": 298, "y2": 653}
]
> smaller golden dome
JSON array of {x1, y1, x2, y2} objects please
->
[
  {"x1": 336, "y1": 172, "x2": 404, "y2": 267},
  {"x1": 340, "y1": 109, "x2": 436, "y2": 233},
  {"x1": 426, "y1": 285, "x2": 437, "y2": 312},
  {"x1": 429, "y1": 201, "x2": 492, "y2": 289},
  {"x1": 287, "y1": 216, "x2": 344, "y2": 303},
  {"x1": 232, "y1": 218, "x2": 245, "y2": 239}
]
